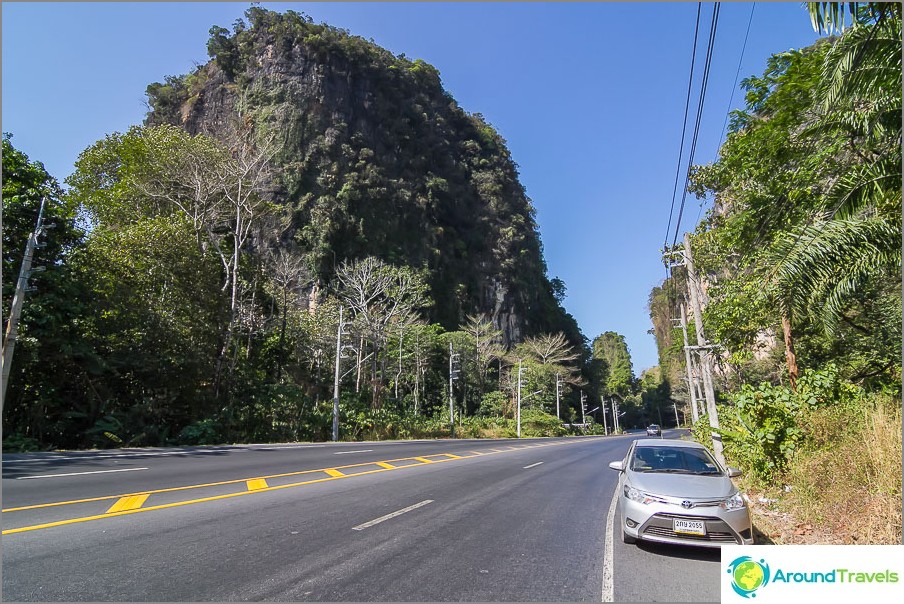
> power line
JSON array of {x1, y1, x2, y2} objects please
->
[
  {"x1": 664, "y1": 2, "x2": 703, "y2": 254},
  {"x1": 671, "y1": 2, "x2": 721, "y2": 249},
  {"x1": 696, "y1": 2, "x2": 756, "y2": 227}
]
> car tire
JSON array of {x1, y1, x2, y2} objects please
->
[{"x1": 622, "y1": 529, "x2": 637, "y2": 545}]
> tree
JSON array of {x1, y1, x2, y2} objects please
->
[
  {"x1": 2, "y1": 135, "x2": 86, "y2": 449},
  {"x1": 67, "y1": 123, "x2": 278, "y2": 400},
  {"x1": 769, "y1": 3, "x2": 901, "y2": 333},
  {"x1": 592, "y1": 332, "x2": 635, "y2": 399},
  {"x1": 511, "y1": 332, "x2": 584, "y2": 415},
  {"x1": 463, "y1": 313, "x2": 504, "y2": 402},
  {"x1": 686, "y1": 4, "x2": 901, "y2": 388},
  {"x1": 265, "y1": 247, "x2": 312, "y2": 382},
  {"x1": 334, "y1": 256, "x2": 429, "y2": 405}
]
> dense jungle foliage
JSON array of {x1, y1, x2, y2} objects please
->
[{"x1": 650, "y1": 3, "x2": 901, "y2": 542}]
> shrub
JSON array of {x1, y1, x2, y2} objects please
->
[
  {"x1": 717, "y1": 382, "x2": 804, "y2": 483},
  {"x1": 177, "y1": 419, "x2": 223, "y2": 445},
  {"x1": 2, "y1": 432, "x2": 43, "y2": 453},
  {"x1": 519, "y1": 409, "x2": 567, "y2": 437},
  {"x1": 709, "y1": 365, "x2": 871, "y2": 486}
]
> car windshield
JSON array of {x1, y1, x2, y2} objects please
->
[{"x1": 630, "y1": 445, "x2": 722, "y2": 475}]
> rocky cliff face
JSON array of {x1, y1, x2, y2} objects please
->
[{"x1": 145, "y1": 7, "x2": 580, "y2": 348}]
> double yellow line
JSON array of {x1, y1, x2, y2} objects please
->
[{"x1": 3, "y1": 441, "x2": 570, "y2": 535}]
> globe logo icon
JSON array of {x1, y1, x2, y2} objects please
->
[{"x1": 727, "y1": 556, "x2": 770, "y2": 598}]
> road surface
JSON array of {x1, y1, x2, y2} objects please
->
[{"x1": 3, "y1": 432, "x2": 722, "y2": 601}]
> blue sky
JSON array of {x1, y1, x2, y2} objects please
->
[{"x1": 1, "y1": 2, "x2": 823, "y2": 373}]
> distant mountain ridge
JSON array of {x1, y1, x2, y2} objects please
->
[{"x1": 145, "y1": 7, "x2": 582, "y2": 348}]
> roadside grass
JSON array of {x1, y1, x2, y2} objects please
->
[{"x1": 741, "y1": 396, "x2": 902, "y2": 544}]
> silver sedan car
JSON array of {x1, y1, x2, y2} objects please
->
[{"x1": 608, "y1": 438, "x2": 754, "y2": 547}]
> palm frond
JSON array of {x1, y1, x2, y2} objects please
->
[
  {"x1": 823, "y1": 157, "x2": 903, "y2": 220},
  {"x1": 769, "y1": 217, "x2": 901, "y2": 330}
]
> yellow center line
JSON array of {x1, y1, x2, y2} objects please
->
[
  {"x1": 106, "y1": 494, "x2": 149, "y2": 514},
  {"x1": 246, "y1": 478, "x2": 268, "y2": 491},
  {"x1": 2, "y1": 463, "x2": 440, "y2": 535},
  {"x1": 3, "y1": 439, "x2": 591, "y2": 530}
]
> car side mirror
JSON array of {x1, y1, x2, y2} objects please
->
[
  {"x1": 726, "y1": 467, "x2": 742, "y2": 478},
  {"x1": 608, "y1": 461, "x2": 625, "y2": 472}
]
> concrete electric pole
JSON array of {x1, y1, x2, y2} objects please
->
[
  {"x1": 2, "y1": 198, "x2": 48, "y2": 408},
  {"x1": 683, "y1": 233, "x2": 724, "y2": 464}
]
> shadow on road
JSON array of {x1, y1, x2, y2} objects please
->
[
  {"x1": 635, "y1": 540, "x2": 723, "y2": 562},
  {"x1": 1, "y1": 446, "x2": 238, "y2": 479}
]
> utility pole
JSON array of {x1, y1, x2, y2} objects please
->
[
  {"x1": 683, "y1": 232, "x2": 723, "y2": 464},
  {"x1": 678, "y1": 302, "x2": 700, "y2": 423},
  {"x1": 332, "y1": 306, "x2": 343, "y2": 442},
  {"x1": 516, "y1": 359, "x2": 523, "y2": 438},
  {"x1": 555, "y1": 373, "x2": 561, "y2": 420},
  {"x1": 600, "y1": 396, "x2": 609, "y2": 435},
  {"x1": 612, "y1": 397, "x2": 620, "y2": 434},
  {"x1": 449, "y1": 342, "x2": 459, "y2": 438},
  {"x1": 580, "y1": 390, "x2": 586, "y2": 426},
  {"x1": 2, "y1": 198, "x2": 48, "y2": 407}
]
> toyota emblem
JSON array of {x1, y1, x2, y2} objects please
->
[{"x1": 681, "y1": 500, "x2": 693, "y2": 509}]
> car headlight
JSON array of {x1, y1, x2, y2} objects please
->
[
  {"x1": 624, "y1": 484, "x2": 654, "y2": 504},
  {"x1": 721, "y1": 492, "x2": 746, "y2": 510}
]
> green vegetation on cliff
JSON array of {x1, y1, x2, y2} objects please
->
[{"x1": 2, "y1": 8, "x2": 608, "y2": 450}]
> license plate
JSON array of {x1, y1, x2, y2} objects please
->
[{"x1": 673, "y1": 519, "x2": 706, "y2": 535}]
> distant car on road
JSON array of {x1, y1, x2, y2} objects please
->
[
  {"x1": 646, "y1": 424, "x2": 661, "y2": 436},
  {"x1": 608, "y1": 438, "x2": 754, "y2": 547}
]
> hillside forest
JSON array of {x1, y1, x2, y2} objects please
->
[{"x1": 3, "y1": 8, "x2": 668, "y2": 452}]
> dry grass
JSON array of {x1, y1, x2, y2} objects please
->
[{"x1": 748, "y1": 399, "x2": 902, "y2": 544}]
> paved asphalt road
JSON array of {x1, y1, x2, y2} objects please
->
[{"x1": 2, "y1": 432, "x2": 722, "y2": 601}]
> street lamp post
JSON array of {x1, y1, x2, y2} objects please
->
[
  {"x1": 331, "y1": 306, "x2": 343, "y2": 442},
  {"x1": 600, "y1": 396, "x2": 609, "y2": 435},
  {"x1": 449, "y1": 342, "x2": 460, "y2": 438},
  {"x1": 516, "y1": 359, "x2": 523, "y2": 438}
]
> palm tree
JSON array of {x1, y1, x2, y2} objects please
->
[{"x1": 769, "y1": 2, "x2": 901, "y2": 332}]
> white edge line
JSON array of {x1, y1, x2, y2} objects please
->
[
  {"x1": 523, "y1": 462, "x2": 544, "y2": 469},
  {"x1": 15, "y1": 467, "x2": 150, "y2": 480},
  {"x1": 602, "y1": 479, "x2": 620, "y2": 602},
  {"x1": 333, "y1": 450, "x2": 374, "y2": 455},
  {"x1": 352, "y1": 499, "x2": 433, "y2": 530}
]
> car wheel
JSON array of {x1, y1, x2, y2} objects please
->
[{"x1": 622, "y1": 529, "x2": 637, "y2": 545}]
